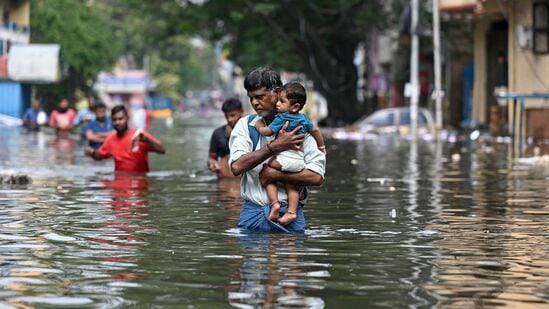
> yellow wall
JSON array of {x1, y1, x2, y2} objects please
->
[
  {"x1": 4, "y1": 0, "x2": 30, "y2": 26},
  {"x1": 472, "y1": 0, "x2": 549, "y2": 124},
  {"x1": 509, "y1": 0, "x2": 549, "y2": 99},
  {"x1": 10, "y1": 1, "x2": 30, "y2": 26},
  {"x1": 472, "y1": 18, "x2": 488, "y2": 124}
]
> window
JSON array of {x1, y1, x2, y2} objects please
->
[
  {"x1": 399, "y1": 110, "x2": 428, "y2": 125},
  {"x1": 533, "y1": 1, "x2": 549, "y2": 54},
  {"x1": 367, "y1": 111, "x2": 394, "y2": 127}
]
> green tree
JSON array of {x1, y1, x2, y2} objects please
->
[
  {"x1": 116, "y1": 0, "x2": 391, "y2": 124},
  {"x1": 107, "y1": 0, "x2": 216, "y2": 95},
  {"x1": 31, "y1": 0, "x2": 120, "y2": 109}
]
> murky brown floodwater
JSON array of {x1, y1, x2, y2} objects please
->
[{"x1": 0, "y1": 116, "x2": 547, "y2": 308}]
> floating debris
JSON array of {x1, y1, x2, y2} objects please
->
[{"x1": 0, "y1": 174, "x2": 31, "y2": 185}]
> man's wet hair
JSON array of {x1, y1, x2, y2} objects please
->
[
  {"x1": 222, "y1": 98, "x2": 243, "y2": 113},
  {"x1": 282, "y1": 82, "x2": 307, "y2": 110},
  {"x1": 111, "y1": 105, "x2": 128, "y2": 117},
  {"x1": 243, "y1": 66, "x2": 282, "y2": 92}
]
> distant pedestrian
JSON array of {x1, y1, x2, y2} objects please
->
[
  {"x1": 74, "y1": 95, "x2": 97, "y2": 127},
  {"x1": 22, "y1": 99, "x2": 48, "y2": 130},
  {"x1": 85, "y1": 105, "x2": 165, "y2": 173},
  {"x1": 208, "y1": 98, "x2": 244, "y2": 178},
  {"x1": 49, "y1": 98, "x2": 76, "y2": 134},
  {"x1": 83, "y1": 102, "x2": 113, "y2": 150}
]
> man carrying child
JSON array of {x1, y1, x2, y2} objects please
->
[{"x1": 229, "y1": 66, "x2": 326, "y2": 233}]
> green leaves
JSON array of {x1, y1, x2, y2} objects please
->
[{"x1": 31, "y1": 0, "x2": 120, "y2": 104}]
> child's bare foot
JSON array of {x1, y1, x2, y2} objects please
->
[
  {"x1": 269, "y1": 201, "x2": 281, "y2": 221},
  {"x1": 277, "y1": 211, "x2": 297, "y2": 226}
]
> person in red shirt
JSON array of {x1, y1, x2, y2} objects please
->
[{"x1": 84, "y1": 105, "x2": 165, "y2": 173}]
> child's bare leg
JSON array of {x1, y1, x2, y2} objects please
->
[
  {"x1": 266, "y1": 158, "x2": 283, "y2": 221},
  {"x1": 266, "y1": 182, "x2": 281, "y2": 221},
  {"x1": 278, "y1": 183, "x2": 299, "y2": 225}
]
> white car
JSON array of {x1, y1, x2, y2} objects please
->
[{"x1": 330, "y1": 107, "x2": 436, "y2": 140}]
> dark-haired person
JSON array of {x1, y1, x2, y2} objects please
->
[
  {"x1": 208, "y1": 98, "x2": 244, "y2": 178},
  {"x1": 85, "y1": 105, "x2": 165, "y2": 173},
  {"x1": 49, "y1": 98, "x2": 76, "y2": 135},
  {"x1": 229, "y1": 66, "x2": 326, "y2": 233},
  {"x1": 254, "y1": 81, "x2": 326, "y2": 226},
  {"x1": 83, "y1": 102, "x2": 113, "y2": 150}
]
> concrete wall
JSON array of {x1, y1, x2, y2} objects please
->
[
  {"x1": 8, "y1": 1, "x2": 30, "y2": 26},
  {"x1": 472, "y1": 19, "x2": 487, "y2": 124},
  {"x1": 472, "y1": 0, "x2": 549, "y2": 128},
  {"x1": 508, "y1": 0, "x2": 549, "y2": 100}
]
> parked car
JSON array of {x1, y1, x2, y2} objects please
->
[{"x1": 329, "y1": 107, "x2": 436, "y2": 140}]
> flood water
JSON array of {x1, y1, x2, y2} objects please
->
[{"x1": 0, "y1": 116, "x2": 548, "y2": 308}]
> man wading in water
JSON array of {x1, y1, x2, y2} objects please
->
[
  {"x1": 228, "y1": 66, "x2": 326, "y2": 233},
  {"x1": 85, "y1": 105, "x2": 165, "y2": 173}
]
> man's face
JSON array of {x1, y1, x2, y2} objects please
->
[
  {"x1": 95, "y1": 107, "x2": 107, "y2": 121},
  {"x1": 225, "y1": 109, "x2": 244, "y2": 128},
  {"x1": 112, "y1": 111, "x2": 129, "y2": 133},
  {"x1": 247, "y1": 87, "x2": 278, "y2": 119}
]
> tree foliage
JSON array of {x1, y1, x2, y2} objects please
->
[
  {"x1": 113, "y1": 0, "x2": 393, "y2": 124},
  {"x1": 107, "y1": 0, "x2": 216, "y2": 94},
  {"x1": 30, "y1": 0, "x2": 120, "y2": 108}
]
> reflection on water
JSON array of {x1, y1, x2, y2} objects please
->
[{"x1": 0, "y1": 121, "x2": 547, "y2": 307}]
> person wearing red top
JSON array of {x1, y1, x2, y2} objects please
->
[
  {"x1": 85, "y1": 105, "x2": 165, "y2": 173},
  {"x1": 49, "y1": 98, "x2": 76, "y2": 134}
]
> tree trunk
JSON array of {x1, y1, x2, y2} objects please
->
[{"x1": 302, "y1": 40, "x2": 363, "y2": 126}]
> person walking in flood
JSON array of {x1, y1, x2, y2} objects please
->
[
  {"x1": 49, "y1": 98, "x2": 76, "y2": 134},
  {"x1": 83, "y1": 102, "x2": 113, "y2": 150},
  {"x1": 208, "y1": 98, "x2": 244, "y2": 178},
  {"x1": 229, "y1": 66, "x2": 326, "y2": 233},
  {"x1": 85, "y1": 105, "x2": 165, "y2": 173},
  {"x1": 23, "y1": 99, "x2": 48, "y2": 131}
]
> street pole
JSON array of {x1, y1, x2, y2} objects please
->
[
  {"x1": 432, "y1": 0, "x2": 443, "y2": 132},
  {"x1": 410, "y1": 0, "x2": 419, "y2": 138}
]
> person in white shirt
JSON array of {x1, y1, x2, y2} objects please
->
[{"x1": 229, "y1": 66, "x2": 326, "y2": 233}]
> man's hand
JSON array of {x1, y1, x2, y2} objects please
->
[
  {"x1": 84, "y1": 147, "x2": 101, "y2": 160},
  {"x1": 208, "y1": 158, "x2": 221, "y2": 172},
  {"x1": 84, "y1": 147, "x2": 95, "y2": 157},
  {"x1": 270, "y1": 122, "x2": 304, "y2": 152}
]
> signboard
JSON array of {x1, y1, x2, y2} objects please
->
[
  {"x1": 440, "y1": 0, "x2": 476, "y2": 11},
  {"x1": 95, "y1": 70, "x2": 151, "y2": 94},
  {"x1": 7, "y1": 44, "x2": 61, "y2": 83}
]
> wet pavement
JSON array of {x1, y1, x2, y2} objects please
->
[{"x1": 0, "y1": 117, "x2": 548, "y2": 308}]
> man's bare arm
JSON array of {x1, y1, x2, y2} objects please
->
[
  {"x1": 144, "y1": 135, "x2": 165, "y2": 154},
  {"x1": 259, "y1": 165, "x2": 322, "y2": 187},
  {"x1": 231, "y1": 122, "x2": 303, "y2": 176},
  {"x1": 85, "y1": 130, "x2": 111, "y2": 143},
  {"x1": 84, "y1": 147, "x2": 104, "y2": 160},
  {"x1": 208, "y1": 151, "x2": 220, "y2": 171}
]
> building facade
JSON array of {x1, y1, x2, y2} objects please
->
[
  {"x1": 442, "y1": 0, "x2": 549, "y2": 143},
  {"x1": 0, "y1": 0, "x2": 31, "y2": 118}
]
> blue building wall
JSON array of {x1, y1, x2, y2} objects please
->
[{"x1": 0, "y1": 82, "x2": 31, "y2": 118}]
